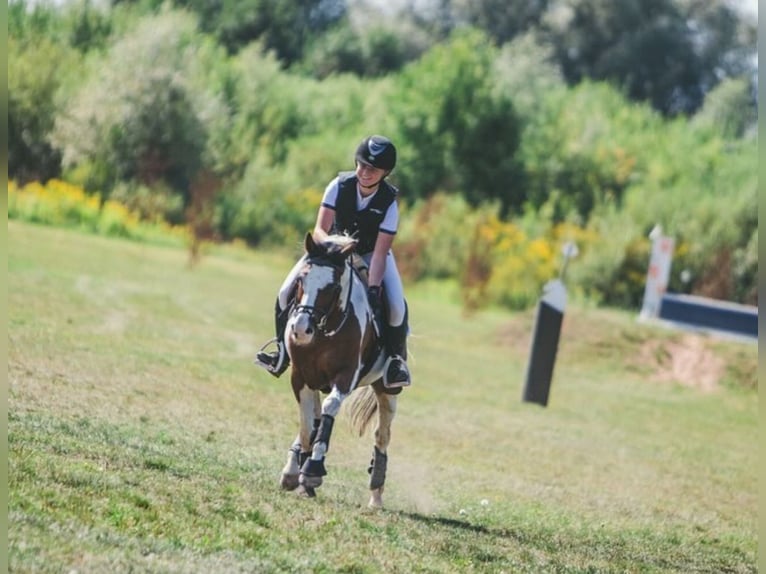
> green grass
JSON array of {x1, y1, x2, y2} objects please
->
[{"x1": 8, "y1": 220, "x2": 757, "y2": 573}]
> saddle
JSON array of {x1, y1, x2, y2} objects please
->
[{"x1": 349, "y1": 253, "x2": 386, "y2": 338}]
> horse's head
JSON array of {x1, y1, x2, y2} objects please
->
[{"x1": 289, "y1": 233, "x2": 358, "y2": 346}]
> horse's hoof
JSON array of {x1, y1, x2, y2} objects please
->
[
  {"x1": 368, "y1": 488, "x2": 384, "y2": 509},
  {"x1": 281, "y1": 473, "x2": 300, "y2": 491},
  {"x1": 299, "y1": 473, "x2": 323, "y2": 489},
  {"x1": 297, "y1": 484, "x2": 316, "y2": 498}
]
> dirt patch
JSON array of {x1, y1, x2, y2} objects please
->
[
  {"x1": 638, "y1": 334, "x2": 726, "y2": 392},
  {"x1": 496, "y1": 310, "x2": 751, "y2": 392},
  {"x1": 494, "y1": 311, "x2": 535, "y2": 356}
]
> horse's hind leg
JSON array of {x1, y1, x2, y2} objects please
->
[{"x1": 368, "y1": 391, "x2": 397, "y2": 508}]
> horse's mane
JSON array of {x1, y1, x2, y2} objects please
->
[
  {"x1": 303, "y1": 232, "x2": 358, "y2": 267},
  {"x1": 320, "y1": 234, "x2": 357, "y2": 255}
]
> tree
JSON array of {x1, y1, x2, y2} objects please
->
[
  {"x1": 8, "y1": 36, "x2": 78, "y2": 183},
  {"x1": 492, "y1": 32, "x2": 565, "y2": 126},
  {"x1": 300, "y1": 23, "x2": 366, "y2": 78},
  {"x1": 9, "y1": 0, "x2": 111, "y2": 183},
  {"x1": 540, "y1": 0, "x2": 757, "y2": 115},
  {"x1": 64, "y1": 0, "x2": 113, "y2": 53},
  {"x1": 176, "y1": 0, "x2": 346, "y2": 61},
  {"x1": 51, "y1": 9, "x2": 231, "y2": 202},
  {"x1": 456, "y1": 0, "x2": 550, "y2": 45},
  {"x1": 692, "y1": 76, "x2": 757, "y2": 139},
  {"x1": 390, "y1": 29, "x2": 523, "y2": 210},
  {"x1": 516, "y1": 80, "x2": 663, "y2": 222}
]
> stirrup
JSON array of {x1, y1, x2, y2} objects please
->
[
  {"x1": 254, "y1": 338, "x2": 288, "y2": 376},
  {"x1": 383, "y1": 355, "x2": 411, "y2": 389}
]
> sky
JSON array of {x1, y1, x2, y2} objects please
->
[{"x1": 730, "y1": 0, "x2": 757, "y2": 19}]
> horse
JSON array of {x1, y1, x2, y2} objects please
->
[{"x1": 278, "y1": 232, "x2": 400, "y2": 508}]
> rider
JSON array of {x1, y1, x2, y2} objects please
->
[{"x1": 255, "y1": 135, "x2": 411, "y2": 388}]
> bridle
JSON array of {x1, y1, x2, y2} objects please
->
[{"x1": 292, "y1": 256, "x2": 354, "y2": 337}]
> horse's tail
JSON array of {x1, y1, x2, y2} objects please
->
[{"x1": 345, "y1": 385, "x2": 378, "y2": 437}]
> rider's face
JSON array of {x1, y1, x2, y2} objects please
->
[{"x1": 355, "y1": 161, "x2": 387, "y2": 189}]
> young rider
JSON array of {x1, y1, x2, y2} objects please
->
[{"x1": 255, "y1": 135, "x2": 411, "y2": 388}]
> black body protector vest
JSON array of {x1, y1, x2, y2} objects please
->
[{"x1": 332, "y1": 171, "x2": 398, "y2": 255}]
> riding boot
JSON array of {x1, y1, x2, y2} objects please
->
[
  {"x1": 255, "y1": 300, "x2": 291, "y2": 377},
  {"x1": 384, "y1": 317, "x2": 411, "y2": 388}
]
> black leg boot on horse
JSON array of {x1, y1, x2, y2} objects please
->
[
  {"x1": 383, "y1": 304, "x2": 411, "y2": 389},
  {"x1": 255, "y1": 300, "x2": 291, "y2": 377}
]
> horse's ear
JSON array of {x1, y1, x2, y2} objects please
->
[{"x1": 305, "y1": 232, "x2": 317, "y2": 254}]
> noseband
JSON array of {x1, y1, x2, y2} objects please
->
[{"x1": 293, "y1": 257, "x2": 353, "y2": 337}]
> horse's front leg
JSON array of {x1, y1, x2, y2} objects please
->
[
  {"x1": 368, "y1": 391, "x2": 397, "y2": 508},
  {"x1": 299, "y1": 385, "x2": 349, "y2": 490},
  {"x1": 281, "y1": 386, "x2": 320, "y2": 491}
]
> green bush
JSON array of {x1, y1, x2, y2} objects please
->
[
  {"x1": 8, "y1": 179, "x2": 187, "y2": 247},
  {"x1": 397, "y1": 193, "x2": 599, "y2": 310},
  {"x1": 110, "y1": 181, "x2": 185, "y2": 225},
  {"x1": 217, "y1": 155, "x2": 322, "y2": 247},
  {"x1": 395, "y1": 194, "x2": 479, "y2": 281}
]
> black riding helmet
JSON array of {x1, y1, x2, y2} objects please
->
[{"x1": 355, "y1": 135, "x2": 397, "y2": 172}]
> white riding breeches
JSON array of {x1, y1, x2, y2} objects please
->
[{"x1": 277, "y1": 250, "x2": 407, "y2": 327}]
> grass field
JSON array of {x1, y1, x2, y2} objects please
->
[{"x1": 8, "y1": 220, "x2": 758, "y2": 573}]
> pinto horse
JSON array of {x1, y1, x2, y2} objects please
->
[{"x1": 279, "y1": 232, "x2": 399, "y2": 508}]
